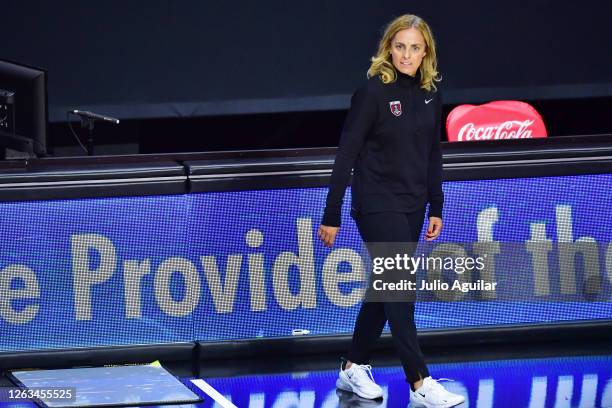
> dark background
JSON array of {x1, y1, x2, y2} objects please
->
[{"x1": 4, "y1": 0, "x2": 611, "y2": 155}]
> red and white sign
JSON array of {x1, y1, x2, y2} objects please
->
[
  {"x1": 389, "y1": 100, "x2": 402, "y2": 117},
  {"x1": 446, "y1": 100, "x2": 547, "y2": 142}
]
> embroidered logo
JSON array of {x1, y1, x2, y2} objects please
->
[
  {"x1": 389, "y1": 100, "x2": 402, "y2": 116},
  {"x1": 425, "y1": 98, "x2": 434, "y2": 104}
]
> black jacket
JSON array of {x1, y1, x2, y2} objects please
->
[{"x1": 322, "y1": 69, "x2": 444, "y2": 227}]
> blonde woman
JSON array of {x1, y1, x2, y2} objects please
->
[{"x1": 318, "y1": 14, "x2": 464, "y2": 407}]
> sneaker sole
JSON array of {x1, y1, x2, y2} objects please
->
[
  {"x1": 411, "y1": 398, "x2": 465, "y2": 408},
  {"x1": 336, "y1": 377, "x2": 383, "y2": 400}
]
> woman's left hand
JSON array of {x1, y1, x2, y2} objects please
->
[{"x1": 425, "y1": 216, "x2": 442, "y2": 241}]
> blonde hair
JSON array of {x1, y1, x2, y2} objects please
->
[{"x1": 367, "y1": 14, "x2": 441, "y2": 92}]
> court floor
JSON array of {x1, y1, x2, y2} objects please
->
[
  {"x1": 1, "y1": 340, "x2": 611, "y2": 407},
  {"x1": 190, "y1": 352, "x2": 612, "y2": 407}
]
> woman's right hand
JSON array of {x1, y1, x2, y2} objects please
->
[{"x1": 318, "y1": 224, "x2": 339, "y2": 248}]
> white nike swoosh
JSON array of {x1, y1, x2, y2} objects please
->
[{"x1": 425, "y1": 98, "x2": 433, "y2": 104}]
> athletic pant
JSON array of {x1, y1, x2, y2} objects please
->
[{"x1": 346, "y1": 207, "x2": 430, "y2": 384}]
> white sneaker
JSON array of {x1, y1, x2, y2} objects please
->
[
  {"x1": 410, "y1": 376, "x2": 465, "y2": 407},
  {"x1": 336, "y1": 362, "x2": 384, "y2": 400}
]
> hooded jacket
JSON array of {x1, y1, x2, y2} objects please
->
[{"x1": 322, "y1": 69, "x2": 443, "y2": 227}]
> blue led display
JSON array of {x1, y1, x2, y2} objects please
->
[{"x1": 0, "y1": 173, "x2": 610, "y2": 352}]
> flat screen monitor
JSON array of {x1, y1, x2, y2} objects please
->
[{"x1": 0, "y1": 59, "x2": 48, "y2": 157}]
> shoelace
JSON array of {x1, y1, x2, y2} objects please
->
[{"x1": 354, "y1": 364, "x2": 376, "y2": 384}]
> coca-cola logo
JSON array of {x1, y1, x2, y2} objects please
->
[
  {"x1": 458, "y1": 119, "x2": 535, "y2": 141},
  {"x1": 446, "y1": 101, "x2": 547, "y2": 143}
]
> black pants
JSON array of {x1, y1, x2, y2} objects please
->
[{"x1": 347, "y1": 208, "x2": 430, "y2": 384}]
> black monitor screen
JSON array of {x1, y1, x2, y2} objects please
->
[{"x1": 0, "y1": 59, "x2": 48, "y2": 156}]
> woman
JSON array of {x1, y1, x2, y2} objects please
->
[{"x1": 318, "y1": 14, "x2": 465, "y2": 408}]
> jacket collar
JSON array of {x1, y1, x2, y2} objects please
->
[{"x1": 396, "y1": 68, "x2": 421, "y2": 88}]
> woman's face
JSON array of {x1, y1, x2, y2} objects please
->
[{"x1": 389, "y1": 27, "x2": 427, "y2": 77}]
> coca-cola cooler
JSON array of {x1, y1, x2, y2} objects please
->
[{"x1": 446, "y1": 100, "x2": 547, "y2": 142}]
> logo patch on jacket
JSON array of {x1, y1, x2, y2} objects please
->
[{"x1": 389, "y1": 100, "x2": 402, "y2": 116}]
